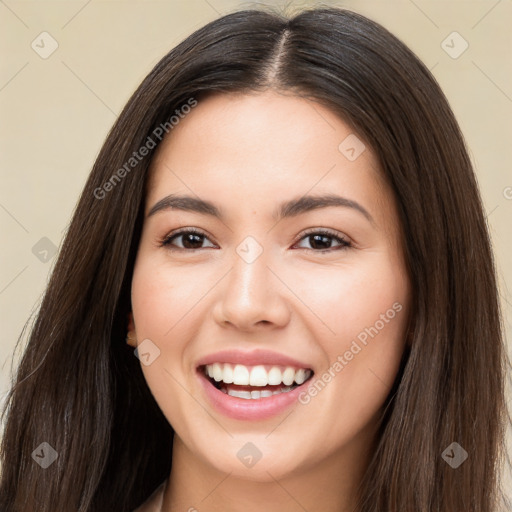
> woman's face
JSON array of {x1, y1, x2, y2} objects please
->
[{"x1": 129, "y1": 90, "x2": 411, "y2": 482}]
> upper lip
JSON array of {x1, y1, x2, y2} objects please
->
[{"x1": 196, "y1": 349, "x2": 312, "y2": 370}]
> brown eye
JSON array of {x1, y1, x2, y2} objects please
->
[
  {"x1": 294, "y1": 229, "x2": 351, "y2": 252},
  {"x1": 161, "y1": 229, "x2": 216, "y2": 250},
  {"x1": 160, "y1": 228, "x2": 351, "y2": 253}
]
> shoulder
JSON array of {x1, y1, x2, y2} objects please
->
[{"x1": 133, "y1": 480, "x2": 166, "y2": 512}]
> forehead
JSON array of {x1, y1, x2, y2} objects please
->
[{"x1": 146, "y1": 91, "x2": 389, "y2": 220}]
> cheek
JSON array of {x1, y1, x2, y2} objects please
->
[
  {"x1": 130, "y1": 259, "x2": 203, "y2": 430},
  {"x1": 291, "y1": 256, "x2": 409, "y2": 343},
  {"x1": 290, "y1": 252, "x2": 410, "y2": 400},
  {"x1": 131, "y1": 257, "x2": 199, "y2": 340},
  {"x1": 130, "y1": 257, "x2": 188, "y2": 379},
  {"x1": 131, "y1": 274, "x2": 169, "y2": 343}
]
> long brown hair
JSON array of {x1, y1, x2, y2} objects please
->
[{"x1": 1, "y1": 6, "x2": 509, "y2": 511}]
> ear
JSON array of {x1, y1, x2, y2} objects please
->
[
  {"x1": 127, "y1": 311, "x2": 135, "y2": 331},
  {"x1": 126, "y1": 311, "x2": 137, "y2": 347}
]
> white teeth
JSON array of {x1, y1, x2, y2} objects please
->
[
  {"x1": 282, "y1": 367, "x2": 295, "y2": 386},
  {"x1": 222, "y1": 363, "x2": 234, "y2": 384},
  {"x1": 232, "y1": 364, "x2": 250, "y2": 385},
  {"x1": 224, "y1": 386, "x2": 297, "y2": 399},
  {"x1": 228, "y1": 389, "x2": 252, "y2": 399},
  {"x1": 249, "y1": 365, "x2": 268, "y2": 386},
  {"x1": 212, "y1": 363, "x2": 223, "y2": 382},
  {"x1": 267, "y1": 367, "x2": 282, "y2": 385},
  {"x1": 294, "y1": 368, "x2": 308, "y2": 385},
  {"x1": 204, "y1": 363, "x2": 311, "y2": 387}
]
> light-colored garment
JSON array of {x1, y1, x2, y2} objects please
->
[{"x1": 133, "y1": 480, "x2": 166, "y2": 512}]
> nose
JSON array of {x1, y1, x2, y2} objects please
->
[{"x1": 212, "y1": 250, "x2": 291, "y2": 331}]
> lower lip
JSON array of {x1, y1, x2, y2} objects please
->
[{"x1": 197, "y1": 370, "x2": 311, "y2": 421}]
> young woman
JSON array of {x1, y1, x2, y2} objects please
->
[{"x1": 1, "y1": 6, "x2": 509, "y2": 512}]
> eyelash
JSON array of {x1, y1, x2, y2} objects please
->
[{"x1": 159, "y1": 227, "x2": 352, "y2": 254}]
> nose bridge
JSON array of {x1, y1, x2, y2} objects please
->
[
  {"x1": 231, "y1": 243, "x2": 269, "y2": 302},
  {"x1": 213, "y1": 236, "x2": 290, "y2": 329}
]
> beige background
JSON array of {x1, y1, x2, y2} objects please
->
[{"x1": 0, "y1": 0, "x2": 511, "y2": 498}]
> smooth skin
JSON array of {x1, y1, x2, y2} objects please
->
[{"x1": 127, "y1": 90, "x2": 412, "y2": 512}]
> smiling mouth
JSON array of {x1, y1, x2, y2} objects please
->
[{"x1": 199, "y1": 363, "x2": 314, "y2": 400}]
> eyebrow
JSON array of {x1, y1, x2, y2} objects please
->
[{"x1": 147, "y1": 193, "x2": 374, "y2": 224}]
